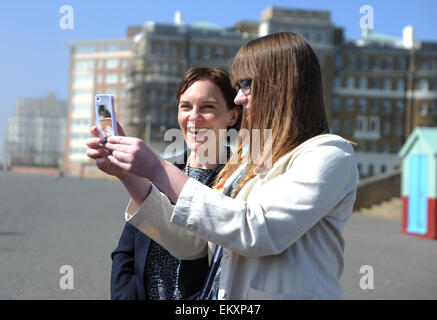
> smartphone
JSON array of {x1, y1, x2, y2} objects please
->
[{"x1": 95, "y1": 94, "x2": 118, "y2": 145}]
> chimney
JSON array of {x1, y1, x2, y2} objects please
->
[
  {"x1": 174, "y1": 11, "x2": 184, "y2": 26},
  {"x1": 402, "y1": 26, "x2": 415, "y2": 49}
]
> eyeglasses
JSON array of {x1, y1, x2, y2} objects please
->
[{"x1": 235, "y1": 79, "x2": 252, "y2": 96}]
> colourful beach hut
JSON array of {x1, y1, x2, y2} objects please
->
[{"x1": 399, "y1": 127, "x2": 437, "y2": 240}]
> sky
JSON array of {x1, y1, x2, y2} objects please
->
[{"x1": 1, "y1": 0, "x2": 436, "y2": 160}]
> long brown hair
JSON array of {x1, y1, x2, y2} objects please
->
[{"x1": 216, "y1": 32, "x2": 329, "y2": 196}]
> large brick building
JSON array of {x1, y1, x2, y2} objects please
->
[{"x1": 62, "y1": 6, "x2": 437, "y2": 177}]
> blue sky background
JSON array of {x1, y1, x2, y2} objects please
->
[{"x1": 1, "y1": 0, "x2": 436, "y2": 159}]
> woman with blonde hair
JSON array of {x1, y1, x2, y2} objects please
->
[{"x1": 99, "y1": 32, "x2": 359, "y2": 299}]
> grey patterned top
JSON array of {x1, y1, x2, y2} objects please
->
[{"x1": 144, "y1": 165, "x2": 221, "y2": 300}]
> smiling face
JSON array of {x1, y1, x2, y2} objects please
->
[{"x1": 178, "y1": 80, "x2": 238, "y2": 154}]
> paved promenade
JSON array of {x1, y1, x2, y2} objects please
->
[{"x1": 0, "y1": 172, "x2": 436, "y2": 299}]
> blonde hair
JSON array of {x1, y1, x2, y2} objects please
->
[{"x1": 215, "y1": 32, "x2": 329, "y2": 196}]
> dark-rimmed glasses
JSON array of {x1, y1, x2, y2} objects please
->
[{"x1": 235, "y1": 79, "x2": 252, "y2": 96}]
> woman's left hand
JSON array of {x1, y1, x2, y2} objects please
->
[{"x1": 105, "y1": 136, "x2": 163, "y2": 180}]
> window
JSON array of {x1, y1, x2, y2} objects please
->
[
  {"x1": 159, "y1": 88, "x2": 167, "y2": 101},
  {"x1": 395, "y1": 123, "x2": 403, "y2": 136},
  {"x1": 419, "y1": 103, "x2": 429, "y2": 116},
  {"x1": 152, "y1": 63, "x2": 160, "y2": 73},
  {"x1": 348, "y1": 55, "x2": 356, "y2": 69},
  {"x1": 383, "y1": 100, "x2": 391, "y2": 114},
  {"x1": 357, "y1": 116, "x2": 367, "y2": 131},
  {"x1": 397, "y1": 79, "x2": 405, "y2": 91},
  {"x1": 75, "y1": 60, "x2": 94, "y2": 70},
  {"x1": 227, "y1": 47, "x2": 238, "y2": 59},
  {"x1": 153, "y1": 44, "x2": 162, "y2": 55},
  {"x1": 332, "y1": 98, "x2": 340, "y2": 112},
  {"x1": 171, "y1": 64, "x2": 179, "y2": 75},
  {"x1": 346, "y1": 98, "x2": 354, "y2": 112},
  {"x1": 332, "y1": 119, "x2": 340, "y2": 133},
  {"x1": 105, "y1": 89, "x2": 117, "y2": 96},
  {"x1": 347, "y1": 77, "x2": 355, "y2": 89},
  {"x1": 370, "y1": 100, "x2": 379, "y2": 113},
  {"x1": 384, "y1": 79, "x2": 392, "y2": 91},
  {"x1": 383, "y1": 122, "x2": 391, "y2": 135},
  {"x1": 73, "y1": 74, "x2": 93, "y2": 84},
  {"x1": 106, "y1": 44, "x2": 120, "y2": 52},
  {"x1": 72, "y1": 104, "x2": 92, "y2": 113},
  {"x1": 398, "y1": 57, "x2": 407, "y2": 70},
  {"x1": 160, "y1": 110, "x2": 167, "y2": 123},
  {"x1": 370, "y1": 79, "x2": 380, "y2": 89},
  {"x1": 359, "y1": 77, "x2": 367, "y2": 89},
  {"x1": 105, "y1": 73, "x2": 118, "y2": 84},
  {"x1": 360, "y1": 56, "x2": 368, "y2": 70},
  {"x1": 73, "y1": 90, "x2": 93, "y2": 99},
  {"x1": 396, "y1": 100, "x2": 405, "y2": 113},
  {"x1": 344, "y1": 119, "x2": 352, "y2": 134},
  {"x1": 368, "y1": 116, "x2": 380, "y2": 133},
  {"x1": 372, "y1": 57, "x2": 381, "y2": 70},
  {"x1": 71, "y1": 119, "x2": 91, "y2": 126},
  {"x1": 315, "y1": 32, "x2": 325, "y2": 43},
  {"x1": 169, "y1": 45, "x2": 176, "y2": 57},
  {"x1": 335, "y1": 55, "x2": 342, "y2": 69},
  {"x1": 418, "y1": 79, "x2": 429, "y2": 91},
  {"x1": 151, "y1": 108, "x2": 158, "y2": 122},
  {"x1": 150, "y1": 89, "x2": 157, "y2": 101},
  {"x1": 202, "y1": 46, "x2": 211, "y2": 60},
  {"x1": 359, "y1": 99, "x2": 367, "y2": 113},
  {"x1": 162, "y1": 62, "x2": 169, "y2": 73},
  {"x1": 106, "y1": 59, "x2": 119, "y2": 69},
  {"x1": 334, "y1": 77, "x2": 341, "y2": 89},
  {"x1": 384, "y1": 57, "x2": 393, "y2": 70},
  {"x1": 190, "y1": 45, "x2": 197, "y2": 59},
  {"x1": 215, "y1": 47, "x2": 224, "y2": 60},
  {"x1": 75, "y1": 46, "x2": 96, "y2": 54}
]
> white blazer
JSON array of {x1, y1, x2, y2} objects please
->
[{"x1": 125, "y1": 134, "x2": 359, "y2": 299}]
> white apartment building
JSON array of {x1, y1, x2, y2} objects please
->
[
  {"x1": 5, "y1": 92, "x2": 66, "y2": 167},
  {"x1": 65, "y1": 38, "x2": 134, "y2": 176}
]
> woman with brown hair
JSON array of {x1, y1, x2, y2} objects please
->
[
  {"x1": 87, "y1": 67, "x2": 240, "y2": 299},
  {"x1": 98, "y1": 32, "x2": 359, "y2": 299}
]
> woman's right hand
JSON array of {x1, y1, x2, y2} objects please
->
[{"x1": 86, "y1": 122, "x2": 127, "y2": 178}]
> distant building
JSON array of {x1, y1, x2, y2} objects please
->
[
  {"x1": 332, "y1": 27, "x2": 437, "y2": 178},
  {"x1": 63, "y1": 6, "x2": 437, "y2": 178},
  {"x1": 122, "y1": 16, "x2": 249, "y2": 145},
  {"x1": 64, "y1": 38, "x2": 134, "y2": 176},
  {"x1": 5, "y1": 92, "x2": 66, "y2": 167},
  {"x1": 123, "y1": 7, "x2": 338, "y2": 148}
]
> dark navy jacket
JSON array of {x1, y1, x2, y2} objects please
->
[{"x1": 110, "y1": 152, "x2": 209, "y2": 300}]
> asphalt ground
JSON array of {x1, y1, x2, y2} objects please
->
[{"x1": 0, "y1": 172, "x2": 436, "y2": 300}]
